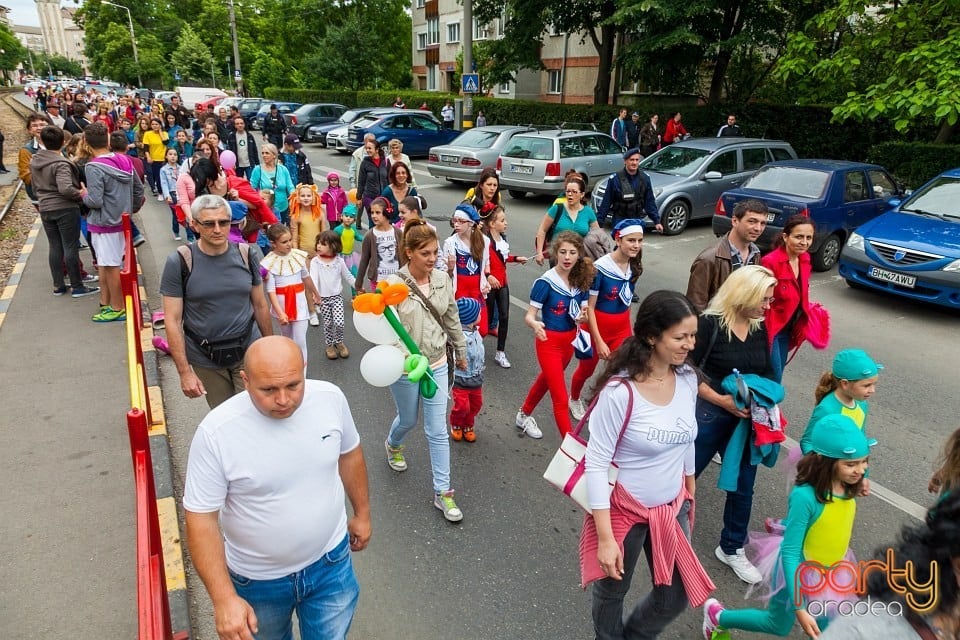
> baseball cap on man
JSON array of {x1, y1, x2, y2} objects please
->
[
  {"x1": 284, "y1": 134, "x2": 302, "y2": 149},
  {"x1": 832, "y1": 349, "x2": 883, "y2": 381}
]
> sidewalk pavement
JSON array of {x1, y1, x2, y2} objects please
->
[{"x1": 0, "y1": 185, "x2": 188, "y2": 637}]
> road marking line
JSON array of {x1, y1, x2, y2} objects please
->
[{"x1": 505, "y1": 293, "x2": 928, "y2": 522}]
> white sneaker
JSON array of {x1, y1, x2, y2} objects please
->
[
  {"x1": 157, "y1": 193, "x2": 165, "y2": 202},
  {"x1": 308, "y1": 311, "x2": 320, "y2": 327},
  {"x1": 569, "y1": 398, "x2": 587, "y2": 421},
  {"x1": 515, "y1": 411, "x2": 543, "y2": 439},
  {"x1": 494, "y1": 351, "x2": 511, "y2": 368},
  {"x1": 173, "y1": 235, "x2": 182, "y2": 241},
  {"x1": 715, "y1": 546, "x2": 762, "y2": 584}
]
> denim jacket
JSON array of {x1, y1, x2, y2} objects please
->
[{"x1": 453, "y1": 326, "x2": 484, "y2": 388}]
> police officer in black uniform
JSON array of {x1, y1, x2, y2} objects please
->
[
  {"x1": 261, "y1": 104, "x2": 287, "y2": 149},
  {"x1": 597, "y1": 148, "x2": 662, "y2": 232}
]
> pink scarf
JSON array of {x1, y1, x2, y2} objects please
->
[{"x1": 579, "y1": 483, "x2": 715, "y2": 606}]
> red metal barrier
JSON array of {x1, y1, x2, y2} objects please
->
[{"x1": 122, "y1": 216, "x2": 183, "y2": 639}]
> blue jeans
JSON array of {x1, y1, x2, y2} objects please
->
[
  {"x1": 592, "y1": 500, "x2": 692, "y2": 639},
  {"x1": 387, "y1": 363, "x2": 451, "y2": 493},
  {"x1": 694, "y1": 398, "x2": 759, "y2": 554},
  {"x1": 228, "y1": 535, "x2": 359, "y2": 640},
  {"x1": 769, "y1": 329, "x2": 790, "y2": 383}
]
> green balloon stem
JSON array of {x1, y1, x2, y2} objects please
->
[{"x1": 383, "y1": 307, "x2": 420, "y2": 355}]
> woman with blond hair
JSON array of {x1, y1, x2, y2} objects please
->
[{"x1": 690, "y1": 264, "x2": 779, "y2": 586}]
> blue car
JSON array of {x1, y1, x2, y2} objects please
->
[
  {"x1": 252, "y1": 101, "x2": 301, "y2": 131},
  {"x1": 344, "y1": 110, "x2": 460, "y2": 157},
  {"x1": 714, "y1": 159, "x2": 905, "y2": 271},
  {"x1": 838, "y1": 168, "x2": 960, "y2": 309}
]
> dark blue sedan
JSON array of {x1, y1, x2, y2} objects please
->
[
  {"x1": 838, "y1": 168, "x2": 960, "y2": 309},
  {"x1": 344, "y1": 110, "x2": 460, "y2": 157},
  {"x1": 713, "y1": 159, "x2": 905, "y2": 271}
]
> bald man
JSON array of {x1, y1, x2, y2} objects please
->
[{"x1": 183, "y1": 336, "x2": 370, "y2": 640}]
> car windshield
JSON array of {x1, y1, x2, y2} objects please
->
[
  {"x1": 901, "y1": 176, "x2": 960, "y2": 220},
  {"x1": 640, "y1": 146, "x2": 711, "y2": 177},
  {"x1": 450, "y1": 128, "x2": 501, "y2": 148},
  {"x1": 502, "y1": 137, "x2": 554, "y2": 160},
  {"x1": 339, "y1": 109, "x2": 366, "y2": 124},
  {"x1": 743, "y1": 166, "x2": 829, "y2": 199}
]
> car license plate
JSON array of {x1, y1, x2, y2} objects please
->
[
  {"x1": 868, "y1": 266, "x2": 916, "y2": 288},
  {"x1": 510, "y1": 165, "x2": 534, "y2": 175},
  {"x1": 441, "y1": 154, "x2": 458, "y2": 163}
]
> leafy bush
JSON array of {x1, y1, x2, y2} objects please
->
[
  {"x1": 263, "y1": 87, "x2": 949, "y2": 162},
  {"x1": 866, "y1": 142, "x2": 960, "y2": 190}
]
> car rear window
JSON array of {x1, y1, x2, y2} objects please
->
[
  {"x1": 901, "y1": 176, "x2": 960, "y2": 219},
  {"x1": 770, "y1": 147, "x2": 794, "y2": 161},
  {"x1": 449, "y1": 129, "x2": 500, "y2": 147},
  {"x1": 352, "y1": 116, "x2": 380, "y2": 128},
  {"x1": 503, "y1": 137, "x2": 555, "y2": 160},
  {"x1": 640, "y1": 146, "x2": 711, "y2": 177},
  {"x1": 744, "y1": 166, "x2": 829, "y2": 199}
]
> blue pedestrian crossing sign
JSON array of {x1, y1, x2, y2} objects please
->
[{"x1": 462, "y1": 73, "x2": 480, "y2": 94}]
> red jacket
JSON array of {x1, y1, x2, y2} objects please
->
[
  {"x1": 663, "y1": 119, "x2": 688, "y2": 144},
  {"x1": 227, "y1": 173, "x2": 277, "y2": 242},
  {"x1": 761, "y1": 246, "x2": 811, "y2": 349}
]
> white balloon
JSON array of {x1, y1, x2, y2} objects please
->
[
  {"x1": 353, "y1": 311, "x2": 397, "y2": 345},
  {"x1": 360, "y1": 345, "x2": 405, "y2": 387}
]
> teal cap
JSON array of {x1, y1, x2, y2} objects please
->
[
  {"x1": 809, "y1": 414, "x2": 876, "y2": 459},
  {"x1": 342, "y1": 204, "x2": 358, "y2": 219},
  {"x1": 832, "y1": 349, "x2": 883, "y2": 381}
]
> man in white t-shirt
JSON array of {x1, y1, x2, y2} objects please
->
[{"x1": 183, "y1": 336, "x2": 371, "y2": 640}]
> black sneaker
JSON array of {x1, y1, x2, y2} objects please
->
[
  {"x1": 71, "y1": 285, "x2": 100, "y2": 298},
  {"x1": 53, "y1": 286, "x2": 68, "y2": 296}
]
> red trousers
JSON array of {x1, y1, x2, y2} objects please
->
[
  {"x1": 570, "y1": 309, "x2": 633, "y2": 401},
  {"x1": 450, "y1": 385, "x2": 483, "y2": 429},
  {"x1": 522, "y1": 328, "x2": 576, "y2": 436},
  {"x1": 456, "y1": 273, "x2": 487, "y2": 337}
]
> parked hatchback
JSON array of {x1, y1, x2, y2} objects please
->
[
  {"x1": 307, "y1": 107, "x2": 379, "y2": 144},
  {"x1": 237, "y1": 98, "x2": 267, "y2": 127},
  {"x1": 284, "y1": 103, "x2": 347, "y2": 139},
  {"x1": 839, "y1": 168, "x2": 960, "y2": 309},
  {"x1": 497, "y1": 129, "x2": 625, "y2": 198},
  {"x1": 591, "y1": 138, "x2": 796, "y2": 235},
  {"x1": 345, "y1": 110, "x2": 458, "y2": 157},
  {"x1": 715, "y1": 159, "x2": 905, "y2": 271},
  {"x1": 428, "y1": 125, "x2": 535, "y2": 184}
]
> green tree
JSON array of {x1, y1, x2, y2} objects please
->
[
  {"x1": 0, "y1": 23, "x2": 28, "y2": 81},
  {"x1": 247, "y1": 54, "x2": 298, "y2": 96},
  {"x1": 170, "y1": 24, "x2": 215, "y2": 85},
  {"x1": 27, "y1": 53, "x2": 83, "y2": 78},
  {"x1": 775, "y1": 0, "x2": 960, "y2": 142}
]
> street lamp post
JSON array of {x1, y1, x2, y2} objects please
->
[{"x1": 101, "y1": 1, "x2": 142, "y2": 87}]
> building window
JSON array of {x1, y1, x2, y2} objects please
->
[
  {"x1": 416, "y1": 0, "x2": 425, "y2": 7},
  {"x1": 416, "y1": 32, "x2": 428, "y2": 50},
  {"x1": 447, "y1": 22, "x2": 460, "y2": 43},
  {"x1": 427, "y1": 65, "x2": 438, "y2": 91},
  {"x1": 550, "y1": 25, "x2": 565, "y2": 37},
  {"x1": 548, "y1": 70, "x2": 562, "y2": 94},
  {"x1": 473, "y1": 18, "x2": 491, "y2": 40},
  {"x1": 497, "y1": 8, "x2": 507, "y2": 37},
  {"x1": 499, "y1": 82, "x2": 510, "y2": 94},
  {"x1": 427, "y1": 18, "x2": 440, "y2": 45}
]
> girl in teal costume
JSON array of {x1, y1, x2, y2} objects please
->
[{"x1": 702, "y1": 414, "x2": 876, "y2": 639}]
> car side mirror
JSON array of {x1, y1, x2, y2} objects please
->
[
  {"x1": 703, "y1": 171, "x2": 722, "y2": 180},
  {"x1": 887, "y1": 198, "x2": 901, "y2": 208}
]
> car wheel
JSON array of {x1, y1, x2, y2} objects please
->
[
  {"x1": 661, "y1": 200, "x2": 690, "y2": 236},
  {"x1": 508, "y1": 190, "x2": 527, "y2": 199},
  {"x1": 812, "y1": 234, "x2": 842, "y2": 271}
]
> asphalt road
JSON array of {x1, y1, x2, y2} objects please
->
[{"x1": 133, "y1": 140, "x2": 960, "y2": 640}]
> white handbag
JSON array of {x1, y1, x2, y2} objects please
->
[{"x1": 543, "y1": 378, "x2": 634, "y2": 513}]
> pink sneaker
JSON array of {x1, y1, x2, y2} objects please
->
[
  {"x1": 152, "y1": 335, "x2": 170, "y2": 355},
  {"x1": 702, "y1": 598, "x2": 725, "y2": 639}
]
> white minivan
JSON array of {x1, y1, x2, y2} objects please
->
[{"x1": 174, "y1": 86, "x2": 227, "y2": 110}]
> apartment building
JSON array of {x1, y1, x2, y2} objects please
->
[{"x1": 410, "y1": 0, "x2": 605, "y2": 104}]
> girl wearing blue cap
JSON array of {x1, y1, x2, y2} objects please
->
[
  {"x1": 703, "y1": 414, "x2": 876, "y2": 639},
  {"x1": 569, "y1": 219, "x2": 644, "y2": 420}
]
